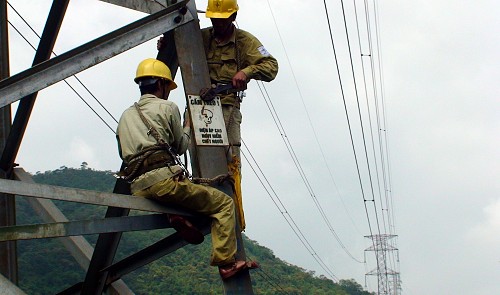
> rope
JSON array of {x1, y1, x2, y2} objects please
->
[
  {"x1": 191, "y1": 173, "x2": 232, "y2": 185},
  {"x1": 120, "y1": 145, "x2": 173, "y2": 181}
]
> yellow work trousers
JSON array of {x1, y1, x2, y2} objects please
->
[
  {"x1": 134, "y1": 177, "x2": 237, "y2": 266},
  {"x1": 222, "y1": 105, "x2": 246, "y2": 230},
  {"x1": 187, "y1": 105, "x2": 246, "y2": 230}
]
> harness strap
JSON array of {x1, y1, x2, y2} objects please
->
[
  {"x1": 119, "y1": 146, "x2": 175, "y2": 181},
  {"x1": 118, "y1": 103, "x2": 189, "y2": 181},
  {"x1": 134, "y1": 103, "x2": 165, "y2": 145}
]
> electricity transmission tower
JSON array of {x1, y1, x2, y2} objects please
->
[{"x1": 365, "y1": 234, "x2": 401, "y2": 295}]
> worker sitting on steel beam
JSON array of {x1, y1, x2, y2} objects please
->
[{"x1": 116, "y1": 58, "x2": 257, "y2": 279}]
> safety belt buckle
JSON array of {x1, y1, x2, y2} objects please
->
[{"x1": 236, "y1": 91, "x2": 246, "y2": 103}]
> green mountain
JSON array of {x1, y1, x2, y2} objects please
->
[{"x1": 14, "y1": 165, "x2": 372, "y2": 294}]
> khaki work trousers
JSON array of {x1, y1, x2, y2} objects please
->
[
  {"x1": 134, "y1": 177, "x2": 237, "y2": 266},
  {"x1": 187, "y1": 104, "x2": 246, "y2": 229},
  {"x1": 222, "y1": 105, "x2": 242, "y2": 161}
]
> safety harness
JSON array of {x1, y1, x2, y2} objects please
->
[
  {"x1": 120, "y1": 102, "x2": 233, "y2": 188},
  {"x1": 119, "y1": 103, "x2": 189, "y2": 182}
]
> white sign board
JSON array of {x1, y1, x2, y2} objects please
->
[{"x1": 187, "y1": 95, "x2": 229, "y2": 146}]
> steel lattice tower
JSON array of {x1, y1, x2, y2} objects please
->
[
  {"x1": 365, "y1": 234, "x2": 400, "y2": 295},
  {"x1": 0, "y1": 1, "x2": 255, "y2": 293}
]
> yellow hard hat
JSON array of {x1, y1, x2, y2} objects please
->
[
  {"x1": 134, "y1": 58, "x2": 177, "y2": 91},
  {"x1": 206, "y1": 0, "x2": 238, "y2": 19}
]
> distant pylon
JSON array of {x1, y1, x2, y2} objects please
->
[{"x1": 365, "y1": 234, "x2": 400, "y2": 295}]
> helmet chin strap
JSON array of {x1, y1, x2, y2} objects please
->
[
  {"x1": 213, "y1": 21, "x2": 235, "y2": 40},
  {"x1": 162, "y1": 81, "x2": 166, "y2": 100},
  {"x1": 159, "y1": 80, "x2": 167, "y2": 100}
]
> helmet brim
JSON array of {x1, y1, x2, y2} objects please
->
[
  {"x1": 136, "y1": 77, "x2": 158, "y2": 87},
  {"x1": 206, "y1": 11, "x2": 233, "y2": 18},
  {"x1": 135, "y1": 77, "x2": 177, "y2": 91}
]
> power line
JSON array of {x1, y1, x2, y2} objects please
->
[
  {"x1": 263, "y1": 0, "x2": 363, "y2": 236},
  {"x1": 320, "y1": 1, "x2": 389, "y2": 292},
  {"x1": 241, "y1": 141, "x2": 339, "y2": 281},
  {"x1": 353, "y1": 0, "x2": 387, "y2": 235},
  {"x1": 371, "y1": 0, "x2": 397, "y2": 235},
  {"x1": 246, "y1": 255, "x2": 291, "y2": 295},
  {"x1": 252, "y1": 1, "x2": 365, "y2": 262},
  {"x1": 351, "y1": 0, "x2": 401, "y2": 291},
  {"x1": 368, "y1": 0, "x2": 400, "y2": 289},
  {"x1": 253, "y1": 270, "x2": 290, "y2": 295},
  {"x1": 354, "y1": 0, "x2": 396, "y2": 283},
  {"x1": 256, "y1": 82, "x2": 363, "y2": 264},
  {"x1": 320, "y1": 0, "x2": 377, "y2": 241},
  {"x1": 339, "y1": 0, "x2": 384, "y2": 236}
]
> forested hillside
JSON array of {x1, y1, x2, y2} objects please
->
[{"x1": 14, "y1": 165, "x2": 372, "y2": 294}]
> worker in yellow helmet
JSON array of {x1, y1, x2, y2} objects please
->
[
  {"x1": 157, "y1": 0, "x2": 278, "y2": 231},
  {"x1": 203, "y1": 0, "x2": 278, "y2": 231},
  {"x1": 116, "y1": 58, "x2": 257, "y2": 280},
  {"x1": 203, "y1": 0, "x2": 278, "y2": 155}
]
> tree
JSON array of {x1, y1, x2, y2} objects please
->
[{"x1": 339, "y1": 279, "x2": 374, "y2": 295}]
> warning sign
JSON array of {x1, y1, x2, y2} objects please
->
[{"x1": 187, "y1": 95, "x2": 229, "y2": 146}]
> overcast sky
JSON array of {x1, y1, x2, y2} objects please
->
[{"x1": 4, "y1": 0, "x2": 500, "y2": 294}]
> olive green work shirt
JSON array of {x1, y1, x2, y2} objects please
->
[
  {"x1": 201, "y1": 27, "x2": 279, "y2": 106},
  {"x1": 116, "y1": 94, "x2": 191, "y2": 193}
]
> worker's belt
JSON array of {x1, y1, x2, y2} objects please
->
[
  {"x1": 217, "y1": 89, "x2": 237, "y2": 96},
  {"x1": 208, "y1": 81, "x2": 244, "y2": 106},
  {"x1": 123, "y1": 151, "x2": 176, "y2": 180}
]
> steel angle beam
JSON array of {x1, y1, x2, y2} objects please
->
[
  {"x1": 99, "y1": 0, "x2": 181, "y2": 81},
  {"x1": 0, "y1": 178, "x2": 193, "y2": 216},
  {"x1": 0, "y1": 214, "x2": 171, "y2": 241},
  {"x1": 14, "y1": 169, "x2": 134, "y2": 295},
  {"x1": 81, "y1": 178, "x2": 131, "y2": 295},
  {"x1": 98, "y1": 0, "x2": 172, "y2": 14},
  {"x1": 81, "y1": 162, "x2": 133, "y2": 295},
  {"x1": 56, "y1": 282, "x2": 83, "y2": 295},
  {"x1": 0, "y1": 0, "x2": 70, "y2": 175},
  {"x1": 0, "y1": 273, "x2": 26, "y2": 295},
  {"x1": 104, "y1": 223, "x2": 211, "y2": 285},
  {"x1": 63, "y1": 222, "x2": 208, "y2": 294},
  {"x1": 0, "y1": 0, "x2": 17, "y2": 284},
  {"x1": 14, "y1": 168, "x2": 93, "y2": 268},
  {"x1": 0, "y1": 0, "x2": 192, "y2": 109}
]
